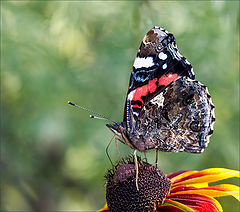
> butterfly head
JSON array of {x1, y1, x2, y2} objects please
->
[{"x1": 106, "y1": 122, "x2": 136, "y2": 150}]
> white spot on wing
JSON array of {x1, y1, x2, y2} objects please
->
[
  {"x1": 159, "y1": 52, "x2": 167, "y2": 60},
  {"x1": 162, "y1": 63, "x2": 167, "y2": 69},
  {"x1": 190, "y1": 67, "x2": 194, "y2": 75},
  {"x1": 150, "y1": 92, "x2": 165, "y2": 107},
  {"x1": 133, "y1": 57, "x2": 155, "y2": 69},
  {"x1": 185, "y1": 59, "x2": 191, "y2": 65},
  {"x1": 210, "y1": 119, "x2": 215, "y2": 130},
  {"x1": 176, "y1": 51, "x2": 183, "y2": 58},
  {"x1": 133, "y1": 112, "x2": 138, "y2": 117},
  {"x1": 128, "y1": 90, "x2": 134, "y2": 100}
]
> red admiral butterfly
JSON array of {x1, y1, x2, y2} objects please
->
[{"x1": 107, "y1": 27, "x2": 215, "y2": 154}]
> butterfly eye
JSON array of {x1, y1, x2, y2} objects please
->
[{"x1": 190, "y1": 121, "x2": 201, "y2": 132}]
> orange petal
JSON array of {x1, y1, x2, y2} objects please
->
[
  {"x1": 161, "y1": 199, "x2": 195, "y2": 211},
  {"x1": 171, "y1": 168, "x2": 239, "y2": 187},
  {"x1": 98, "y1": 203, "x2": 108, "y2": 212},
  {"x1": 169, "y1": 184, "x2": 240, "y2": 201},
  {"x1": 168, "y1": 193, "x2": 223, "y2": 212}
]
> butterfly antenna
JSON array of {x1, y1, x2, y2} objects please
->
[{"x1": 68, "y1": 101, "x2": 116, "y2": 124}]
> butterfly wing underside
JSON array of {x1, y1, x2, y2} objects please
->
[
  {"x1": 130, "y1": 78, "x2": 215, "y2": 153},
  {"x1": 107, "y1": 27, "x2": 215, "y2": 153},
  {"x1": 124, "y1": 27, "x2": 195, "y2": 132}
]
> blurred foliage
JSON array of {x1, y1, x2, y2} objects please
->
[{"x1": 1, "y1": 1, "x2": 239, "y2": 211}]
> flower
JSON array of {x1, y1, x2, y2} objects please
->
[{"x1": 99, "y1": 157, "x2": 239, "y2": 212}]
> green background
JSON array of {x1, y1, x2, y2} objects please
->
[{"x1": 2, "y1": 1, "x2": 239, "y2": 211}]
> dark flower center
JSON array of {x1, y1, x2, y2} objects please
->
[{"x1": 105, "y1": 157, "x2": 171, "y2": 212}]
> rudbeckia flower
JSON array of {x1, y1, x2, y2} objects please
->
[{"x1": 99, "y1": 157, "x2": 239, "y2": 212}]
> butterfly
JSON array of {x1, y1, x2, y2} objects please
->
[{"x1": 106, "y1": 27, "x2": 215, "y2": 155}]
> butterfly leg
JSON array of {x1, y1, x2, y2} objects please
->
[
  {"x1": 134, "y1": 149, "x2": 139, "y2": 191},
  {"x1": 155, "y1": 148, "x2": 159, "y2": 168},
  {"x1": 114, "y1": 137, "x2": 121, "y2": 164},
  {"x1": 106, "y1": 135, "x2": 115, "y2": 167}
]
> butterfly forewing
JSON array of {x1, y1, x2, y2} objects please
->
[{"x1": 124, "y1": 27, "x2": 195, "y2": 130}]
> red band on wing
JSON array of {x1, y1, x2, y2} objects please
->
[
  {"x1": 158, "y1": 73, "x2": 180, "y2": 86},
  {"x1": 132, "y1": 104, "x2": 141, "y2": 108},
  {"x1": 132, "y1": 78, "x2": 158, "y2": 104},
  {"x1": 131, "y1": 73, "x2": 180, "y2": 108}
]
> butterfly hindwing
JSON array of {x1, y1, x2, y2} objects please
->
[{"x1": 130, "y1": 77, "x2": 215, "y2": 153}]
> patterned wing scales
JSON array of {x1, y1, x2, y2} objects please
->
[{"x1": 129, "y1": 77, "x2": 215, "y2": 153}]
